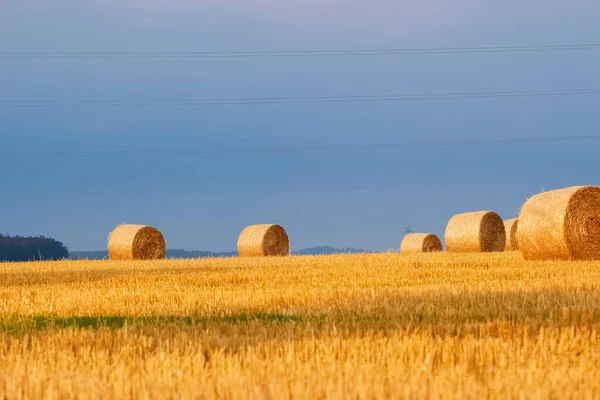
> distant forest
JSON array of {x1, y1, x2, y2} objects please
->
[{"x1": 0, "y1": 234, "x2": 69, "y2": 262}]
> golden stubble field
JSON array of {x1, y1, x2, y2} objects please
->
[{"x1": 1, "y1": 252, "x2": 599, "y2": 399}]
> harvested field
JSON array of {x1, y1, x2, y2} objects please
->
[{"x1": 1, "y1": 253, "x2": 599, "y2": 398}]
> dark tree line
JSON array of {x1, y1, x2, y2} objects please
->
[{"x1": 0, "y1": 234, "x2": 69, "y2": 262}]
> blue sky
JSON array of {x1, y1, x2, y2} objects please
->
[{"x1": 1, "y1": 0, "x2": 599, "y2": 252}]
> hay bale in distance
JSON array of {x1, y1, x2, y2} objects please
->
[
  {"x1": 400, "y1": 233, "x2": 443, "y2": 253},
  {"x1": 445, "y1": 211, "x2": 505, "y2": 253},
  {"x1": 108, "y1": 224, "x2": 166, "y2": 260},
  {"x1": 518, "y1": 186, "x2": 600, "y2": 260},
  {"x1": 504, "y1": 218, "x2": 519, "y2": 251},
  {"x1": 238, "y1": 224, "x2": 290, "y2": 257}
]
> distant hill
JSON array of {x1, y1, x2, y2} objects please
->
[
  {"x1": 69, "y1": 249, "x2": 237, "y2": 260},
  {"x1": 69, "y1": 246, "x2": 370, "y2": 260},
  {"x1": 168, "y1": 249, "x2": 238, "y2": 258},
  {"x1": 292, "y1": 246, "x2": 370, "y2": 255},
  {"x1": 70, "y1": 250, "x2": 109, "y2": 260}
]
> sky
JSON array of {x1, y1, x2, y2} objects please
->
[{"x1": 1, "y1": 0, "x2": 600, "y2": 252}]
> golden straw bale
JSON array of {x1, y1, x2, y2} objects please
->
[
  {"x1": 108, "y1": 224, "x2": 166, "y2": 260},
  {"x1": 445, "y1": 211, "x2": 505, "y2": 253},
  {"x1": 504, "y1": 218, "x2": 519, "y2": 251},
  {"x1": 518, "y1": 186, "x2": 600, "y2": 260},
  {"x1": 238, "y1": 224, "x2": 290, "y2": 257},
  {"x1": 400, "y1": 233, "x2": 443, "y2": 253}
]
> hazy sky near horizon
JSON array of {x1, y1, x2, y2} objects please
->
[{"x1": 1, "y1": 0, "x2": 600, "y2": 251}]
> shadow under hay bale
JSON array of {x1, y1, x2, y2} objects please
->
[
  {"x1": 400, "y1": 233, "x2": 443, "y2": 253},
  {"x1": 518, "y1": 185, "x2": 600, "y2": 260},
  {"x1": 445, "y1": 211, "x2": 505, "y2": 253},
  {"x1": 108, "y1": 224, "x2": 166, "y2": 260},
  {"x1": 503, "y1": 218, "x2": 519, "y2": 251},
  {"x1": 238, "y1": 224, "x2": 290, "y2": 257}
]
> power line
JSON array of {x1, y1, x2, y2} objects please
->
[
  {"x1": 0, "y1": 135, "x2": 596, "y2": 158},
  {"x1": 2, "y1": 88, "x2": 599, "y2": 109},
  {"x1": 29, "y1": 184, "x2": 456, "y2": 197},
  {"x1": 2, "y1": 43, "x2": 600, "y2": 59}
]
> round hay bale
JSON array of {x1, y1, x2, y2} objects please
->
[
  {"x1": 518, "y1": 186, "x2": 600, "y2": 260},
  {"x1": 108, "y1": 224, "x2": 166, "y2": 260},
  {"x1": 503, "y1": 218, "x2": 519, "y2": 251},
  {"x1": 445, "y1": 211, "x2": 505, "y2": 253},
  {"x1": 238, "y1": 224, "x2": 290, "y2": 257},
  {"x1": 400, "y1": 233, "x2": 443, "y2": 253}
]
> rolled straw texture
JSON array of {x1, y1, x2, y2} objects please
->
[
  {"x1": 108, "y1": 224, "x2": 166, "y2": 260},
  {"x1": 518, "y1": 186, "x2": 600, "y2": 260},
  {"x1": 238, "y1": 224, "x2": 290, "y2": 257},
  {"x1": 400, "y1": 233, "x2": 443, "y2": 253},
  {"x1": 445, "y1": 211, "x2": 505, "y2": 253},
  {"x1": 504, "y1": 218, "x2": 519, "y2": 251}
]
